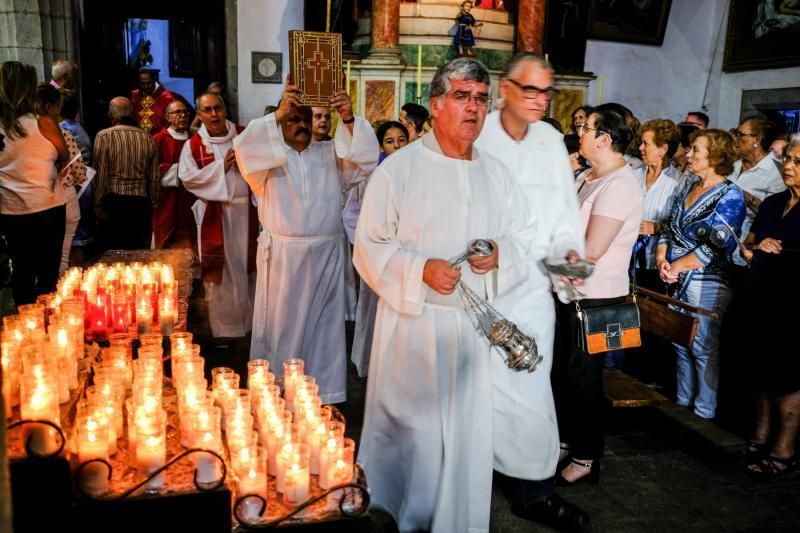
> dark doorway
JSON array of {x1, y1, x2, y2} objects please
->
[{"x1": 78, "y1": 0, "x2": 227, "y2": 136}]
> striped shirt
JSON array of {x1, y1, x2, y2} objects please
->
[
  {"x1": 636, "y1": 163, "x2": 682, "y2": 268},
  {"x1": 93, "y1": 124, "x2": 159, "y2": 206}
]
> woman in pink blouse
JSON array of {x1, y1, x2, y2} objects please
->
[{"x1": 553, "y1": 104, "x2": 643, "y2": 486}]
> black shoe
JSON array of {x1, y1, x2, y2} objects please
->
[{"x1": 511, "y1": 494, "x2": 590, "y2": 533}]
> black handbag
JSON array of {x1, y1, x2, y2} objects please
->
[
  {"x1": 575, "y1": 262, "x2": 642, "y2": 355},
  {"x1": 576, "y1": 298, "x2": 641, "y2": 354}
]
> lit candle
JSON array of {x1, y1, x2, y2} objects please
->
[
  {"x1": 238, "y1": 467, "x2": 268, "y2": 520},
  {"x1": 318, "y1": 436, "x2": 339, "y2": 489},
  {"x1": 137, "y1": 297, "x2": 152, "y2": 335},
  {"x1": 89, "y1": 295, "x2": 108, "y2": 340},
  {"x1": 20, "y1": 379, "x2": 59, "y2": 455},
  {"x1": 416, "y1": 45, "x2": 422, "y2": 100},
  {"x1": 192, "y1": 428, "x2": 222, "y2": 485},
  {"x1": 283, "y1": 461, "x2": 310, "y2": 507},
  {"x1": 326, "y1": 458, "x2": 354, "y2": 510},
  {"x1": 136, "y1": 426, "x2": 166, "y2": 492},
  {"x1": 76, "y1": 417, "x2": 110, "y2": 495},
  {"x1": 159, "y1": 294, "x2": 175, "y2": 336}
]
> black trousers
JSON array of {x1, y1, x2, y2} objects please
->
[
  {"x1": 0, "y1": 204, "x2": 66, "y2": 305},
  {"x1": 99, "y1": 194, "x2": 152, "y2": 251},
  {"x1": 552, "y1": 295, "x2": 624, "y2": 460}
]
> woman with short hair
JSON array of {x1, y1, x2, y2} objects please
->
[
  {"x1": 656, "y1": 129, "x2": 746, "y2": 419},
  {"x1": 553, "y1": 104, "x2": 643, "y2": 485},
  {"x1": 0, "y1": 61, "x2": 68, "y2": 304},
  {"x1": 634, "y1": 119, "x2": 682, "y2": 287},
  {"x1": 729, "y1": 115, "x2": 785, "y2": 272}
]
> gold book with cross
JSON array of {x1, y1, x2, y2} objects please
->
[{"x1": 288, "y1": 30, "x2": 343, "y2": 107}]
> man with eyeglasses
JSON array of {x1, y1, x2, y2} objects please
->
[
  {"x1": 179, "y1": 92, "x2": 258, "y2": 345},
  {"x1": 353, "y1": 57, "x2": 572, "y2": 532},
  {"x1": 152, "y1": 100, "x2": 196, "y2": 250},
  {"x1": 475, "y1": 52, "x2": 589, "y2": 532}
]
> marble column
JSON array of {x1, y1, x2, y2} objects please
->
[
  {"x1": 364, "y1": 0, "x2": 403, "y2": 64},
  {"x1": 516, "y1": 0, "x2": 546, "y2": 54}
]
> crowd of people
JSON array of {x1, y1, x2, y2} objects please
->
[{"x1": 1, "y1": 52, "x2": 798, "y2": 532}]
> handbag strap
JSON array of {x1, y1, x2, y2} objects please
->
[{"x1": 629, "y1": 247, "x2": 638, "y2": 304}]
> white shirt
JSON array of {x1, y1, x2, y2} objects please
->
[
  {"x1": 729, "y1": 154, "x2": 785, "y2": 265},
  {"x1": 0, "y1": 114, "x2": 65, "y2": 215}
]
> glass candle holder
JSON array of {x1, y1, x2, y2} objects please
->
[
  {"x1": 169, "y1": 331, "x2": 193, "y2": 354},
  {"x1": 190, "y1": 423, "x2": 223, "y2": 485},
  {"x1": 19, "y1": 374, "x2": 60, "y2": 455},
  {"x1": 136, "y1": 414, "x2": 166, "y2": 493},
  {"x1": 75, "y1": 414, "x2": 110, "y2": 495},
  {"x1": 283, "y1": 446, "x2": 311, "y2": 508}
]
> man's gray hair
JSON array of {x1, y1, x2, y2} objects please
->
[
  {"x1": 51, "y1": 59, "x2": 76, "y2": 82},
  {"x1": 109, "y1": 97, "x2": 133, "y2": 120},
  {"x1": 430, "y1": 57, "x2": 490, "y2": 98},
  {"x1": 502, "y1": 52, "x2": 551, "y2": 78},
  {"x1": 788, "y1": 132, "x2": 800, "y2": 152}
]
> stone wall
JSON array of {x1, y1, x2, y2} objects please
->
[{"x1": 0, "y1": 0, "x2": 76, "y2": 79}]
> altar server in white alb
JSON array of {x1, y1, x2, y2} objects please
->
[
  {"x1": 234, "y1": 79, "x2": 378, "y2": 404},
  {"x1": 354, "y1": 58, "x2": 536, "y2": 533},
  {"x1": 475, "y1": 53, "x2": 588, "y2": 530},
  {"x1": 178, "y1": 92, "x2": 258, "y2": 340}
]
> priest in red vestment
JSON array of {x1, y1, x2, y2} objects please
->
[
  {"x1": 178, "y1": 92, "x2": 257, "y2": 339},
  {"x1": 152, "y1": 99, "x2": 198, "y2": 250},
  {"x1": 131, "y1": 68, "x2": 174, "y2": 135}
]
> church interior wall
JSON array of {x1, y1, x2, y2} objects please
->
[
  {"x1": 236, "y1": 0, "x2": 304, "y2": 125},
  {"x1": 583, "y1": 0, "x2": 800, "y2": 130},
  {"x1": 582, "y1": 0, "x2": 725, "y2": 125}
]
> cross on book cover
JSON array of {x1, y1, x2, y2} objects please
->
[{"x1": 289, "y1": 30, "x2": 343, "y2": 107}]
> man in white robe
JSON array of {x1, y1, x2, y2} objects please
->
[
  {"x1": 355, "y1": 58, "x2": 566, "y2": 533},
  {"x1": 178, "y1": 92, "x2": 257, "y2": 340},
  {"x1": 234, "y1": 81, "x2": 378, "y2": 404},
  {"x1": 475, "y1": 53, "x2": 589, "y2": 528}
]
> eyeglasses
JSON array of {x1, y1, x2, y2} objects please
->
[
  {"x1": 577, "y1": 123, "x2": 610, "y2": 139},
  {"x1": 445, "y1": 91, "x2": 490, "y2": 107},
  {"x1": 167, "y1": 109, "x2": 190, "y2": 116},
  {"x1": 782, "y1": 155, "x2": 800, "y2": 167},
  {"x1": 731, "y1": 129, "x2": 756, "y2": 139},
  {"x1": 505, "y1": 78, "x2": 559, "y2": 100}
]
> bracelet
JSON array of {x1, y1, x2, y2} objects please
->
[{"x1": 341, "y1": 116, "x2": 355, "y2": 124}]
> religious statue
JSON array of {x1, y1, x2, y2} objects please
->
[{"x1": 454, "y1": 1, "x2": 483, "y2": 57}]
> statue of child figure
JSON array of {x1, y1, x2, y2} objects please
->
[{"x1": 454, "y1": 1, "x2": 483, "y2": 57}]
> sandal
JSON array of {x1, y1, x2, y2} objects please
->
[
  {"x1": 743, "y1": 439, "x2": 768, "y2": 463},
  {"x1": 748, "y1": 455, "x2": 798, "y2": 477}
]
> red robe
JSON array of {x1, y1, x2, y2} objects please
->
[
  {"x1": 152, "y1": 128, "x2": 197, "y2": 250},
  {"x1": 188, "y1": 128, "x2": 258, "y2": 284},
  {"x1": 131, "y1": 84, "x2": 174, "y2": 135}
]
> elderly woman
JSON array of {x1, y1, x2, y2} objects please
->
[
  {"x1": 730, "y1": 115, "x2": 785, "y2": 273},
  {"x1": 741, "y1": 134, "x2": 800, "y2": 476},
  {"x1": 553, "y1": 104, "x2": 643, "y2": 485},
  {"x1": 656, "y1": 129, "x2": 746, "y2": 419},
  {"x1": 634, "y1": 119, "x2": 682, "y2": 287},
  {"x1": 0, "y1": 61, "x2": 68, "y2": 304}
]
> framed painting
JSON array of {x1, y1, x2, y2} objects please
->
[
  {"x1": 586, "y1": 0, "x2": 672, "y2": 46},
  {"x1": 251, "y1": 51, "x2": 282, "y2": 84},
  {"x1": 723, "y1": 0, "x2": 800, "y2": 72}
]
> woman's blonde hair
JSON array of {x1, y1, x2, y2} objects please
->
[
  {"x1": 691, "y1": 128, "x2": 737, "y2": 176},
  {"x1": 0, "y1": 61, "x2": 38, "y2": 140}
]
